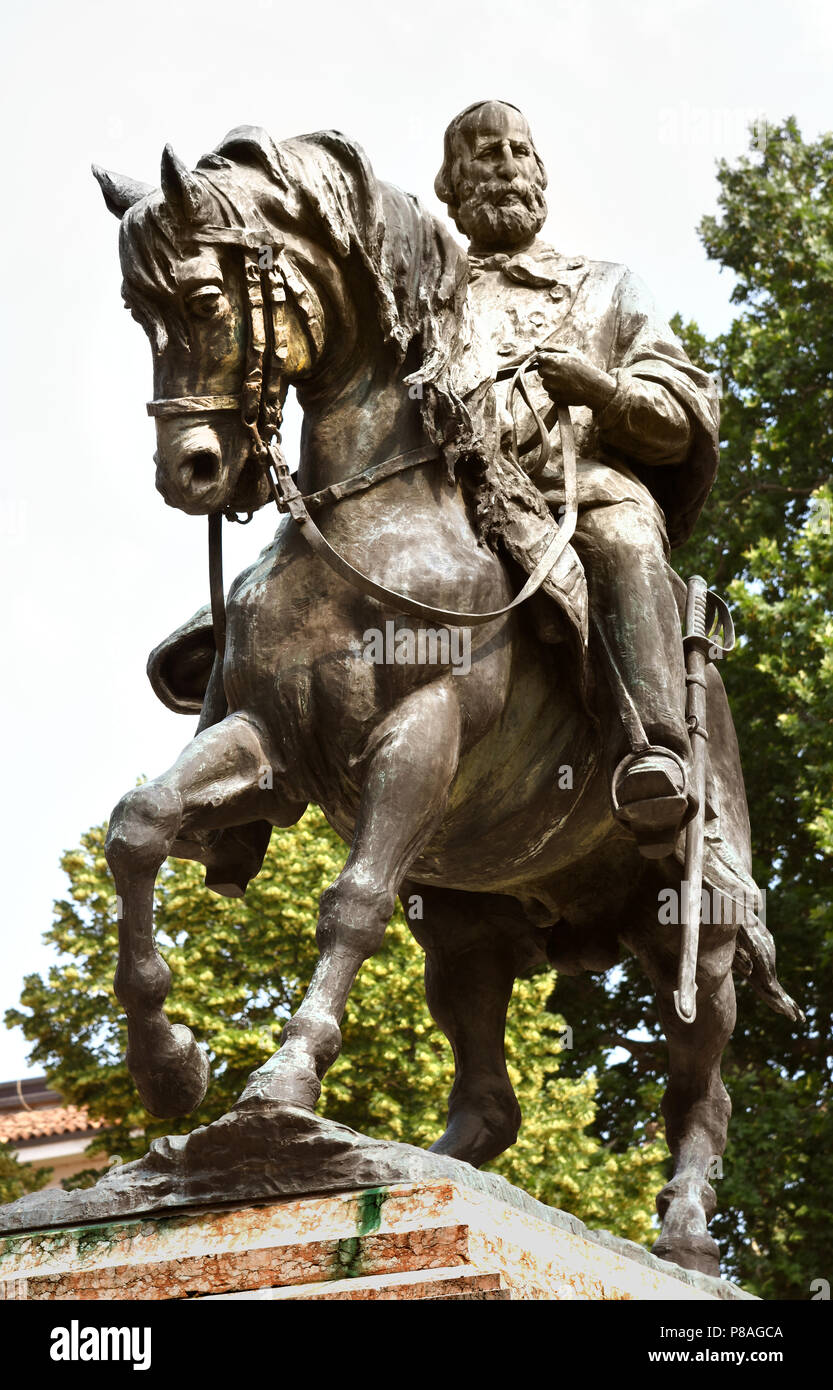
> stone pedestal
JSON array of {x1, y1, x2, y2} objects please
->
[{"x1": 0, "y1": 1180, "x2": 752, "y2": 1301}]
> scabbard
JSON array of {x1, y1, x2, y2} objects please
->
[
  {"x1": 676, "y1": 687, "x2": 707, "y2": 1019},
  {"x1": 675, "y1": 576, "x2": 711, "y2": 1023}
]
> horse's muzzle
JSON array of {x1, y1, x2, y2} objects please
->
[{"x1": 154, "y1": 422, "x2": 226, "y2": 513}]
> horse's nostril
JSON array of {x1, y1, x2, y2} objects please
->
[{"x1": 184, "y1": 450, "x2": 219, "y2": 485}]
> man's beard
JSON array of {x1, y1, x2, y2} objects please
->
[{"x1": 453, "y1": 176, "x2": 547, "y2": 249}]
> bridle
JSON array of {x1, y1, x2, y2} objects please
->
[
  {"x1": 147, "y1": 233, "x2": 297, "y2": 498},
  {"x1": 146, "y1": 231, "x2": 304, "y2": 654},
  {"x1": 145, "y1": 228, "x2": 578, "y2": 659}
]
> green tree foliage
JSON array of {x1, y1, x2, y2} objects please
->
[
  {"x1": 554, "y1": 119, "x2": 833, "y2": 1298},
  {"x1": 5, "y1": 808, "x2": 665, "y2": 1244},
  {"x1": 0, "y1": 1143, "x2": 51, "y2": 1206}
]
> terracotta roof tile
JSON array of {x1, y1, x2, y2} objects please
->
[{"x1": 0, "y1": 1105, "x2": 105, "y2": 1144}]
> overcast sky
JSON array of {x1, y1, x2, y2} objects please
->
[{"x1": 1, "y1": 0, "x2": 830, "y2": 1082}]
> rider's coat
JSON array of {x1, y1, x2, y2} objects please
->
[
  {"x1": 457, "y1": 238, "x2": 721, "y2": 770},
  {"x1": 460, "y1": 238, "x2": 720, "y2": 549}
]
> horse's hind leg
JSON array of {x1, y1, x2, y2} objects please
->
[
  {"x1": 237, "y1": 683, "x2": 463, "y2": 1111},
  {"x1": 105, "y1": 713, "x2": 286, "y2": 1118},
  {"x1": 627, "y1": 908, "x2": 736, "y2": 1277},
  {"x1": 404, "y1": 884, "x2": 530, "y2": 1167}
]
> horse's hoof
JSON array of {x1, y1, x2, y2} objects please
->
[
  {"x1": 204, "y1": 822, "x2": 272, "y2": 898},
  {"x1": 652, "y1": 1232, "x2": 721, "y2": 1278},
  {"x1": 430, "y1": 1100, "x2": 519, "y2": 1168},
  {"x1": 131, "y1": 1025, "x2": 210, "y2": 1118},
  {"x1": 236, "y1": 1060, "x2": 321, "y2": 1112}
]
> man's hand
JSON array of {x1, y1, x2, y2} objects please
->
[{"x1": 536, "y1": 346, "x2": 617, "y2": 412}]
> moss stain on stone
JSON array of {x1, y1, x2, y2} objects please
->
[
  {"x1": 74, "y1": 1222, "x2": 124, "y2": 1260},
  {"x1": 332, "y1": 1188, "x2": 388, "y2": 1280},
  {"x1": 357, "y1": 1187, "x2": 387, "y2": 1236},
  {"x1": 334, "y1": 1234, "x2": 362, "y2": 1278}
]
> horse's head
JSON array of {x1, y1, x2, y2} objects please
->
[
  {"x1": 95, "y1": 127, "x2": 479, "y2": 517},
  {"x1": 93, "y1": 141, "x2": 332, "y2": 516}
]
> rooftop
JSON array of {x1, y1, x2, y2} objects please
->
[{"x1": 0, "y1": 1077, "x2": 104, "y2": 1146}]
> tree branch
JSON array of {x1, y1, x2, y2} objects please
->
[
  {"x1": 723, "y1": 478, "x2": 830, "y2": 508},
  {"x1": 598, "y1": 1032, "x2": 661, "y2": 1054}
]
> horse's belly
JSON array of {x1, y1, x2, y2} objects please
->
[{"x1": 411, "y1": 653, "x2": 609, "y2": 892}]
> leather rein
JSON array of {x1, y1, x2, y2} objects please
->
[{"x1": 146, "y1": 234, "x2": 578, "y2": 657}]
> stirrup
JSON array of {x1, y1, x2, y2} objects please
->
[{"x1": 611, "y1": 746, "x2": 690, "y2": 859}]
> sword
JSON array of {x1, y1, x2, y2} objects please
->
[{"x1": 674, "y1": 575, "x2": 735, "y2": 1023}]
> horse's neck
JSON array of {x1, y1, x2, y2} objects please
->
[{"x1": 294, "y1": 363, "x2": 427, "y2": 493}]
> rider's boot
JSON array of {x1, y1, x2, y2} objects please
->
[{"x1": 612, "y1": 747, "x2": 691, "y2": 859}]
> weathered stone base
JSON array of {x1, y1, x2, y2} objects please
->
[{"x1": 0, "y1": 1180, "x2": 752, "y2": 1301}]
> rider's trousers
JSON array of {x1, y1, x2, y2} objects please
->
[{"x1": 570, "y1": 498, "x2": 689, "y2": 767}]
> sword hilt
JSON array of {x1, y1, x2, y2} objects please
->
[{"x1": 684, "y1": 575, "x2": 735, "y2": 662}]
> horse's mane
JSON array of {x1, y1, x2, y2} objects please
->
[{"x1": 119, "y1": 125, "x2": 484, "y2": 468}]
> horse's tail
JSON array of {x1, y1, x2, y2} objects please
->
[
  {"x1": 733, "y1": 913, "x2": 805, "y2": 1024},
  {"x1": 702, "y1": 839, "x2": 805, "y2": 1024}
]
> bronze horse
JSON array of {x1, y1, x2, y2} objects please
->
[{"x1": 94, "y1": 126, "x2": 800, "y2": 1276}]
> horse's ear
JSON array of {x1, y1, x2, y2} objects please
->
[
  {"x1": 92, "y1": 165, "x2": 152, "y2": 219},
  {"x1": 160, "y1": 144, "x2": 213, "y2": 223}
]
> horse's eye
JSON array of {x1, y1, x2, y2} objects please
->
[{"x1": 187, "y1": 286, "x2": 225, "y2": 319}]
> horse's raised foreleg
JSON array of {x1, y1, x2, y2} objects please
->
[
  {"x1": 237, "y1": 682, "x2": 463, "y2": 1111},
  {"x1": 105, "y1": 713, "x2": 283, "y2": 1118},
  {"x1": 631, "y1": 911, "x2": 736, "y2": 1277}
]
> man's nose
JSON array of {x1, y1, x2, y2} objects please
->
[{"x1": 494, "y1": 141, "x2": 518, "y2": 179}]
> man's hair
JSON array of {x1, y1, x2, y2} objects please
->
[{"x1": 434, "y1": 99, "x2": 547, "y2": 212}]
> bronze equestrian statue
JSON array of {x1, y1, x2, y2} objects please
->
[{"x1": 87, "y1": 108, "x2": 801, "y2": 1276}]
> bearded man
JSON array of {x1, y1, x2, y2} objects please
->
[{"x1": 436, "y1": 99, "x2": 720, "y2": 858}]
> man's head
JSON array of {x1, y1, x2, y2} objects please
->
[{"x1": 435, "y1": 100, "x2": 548, "y2": 251}]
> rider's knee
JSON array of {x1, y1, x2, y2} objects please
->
[{"x1": 576, "y1": 501, "x2": 667, "y2": 568}]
